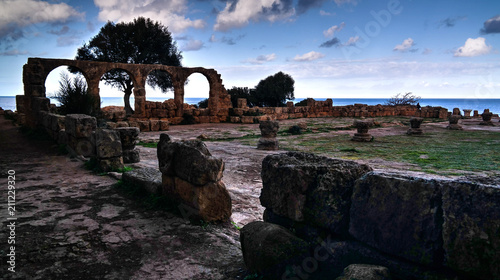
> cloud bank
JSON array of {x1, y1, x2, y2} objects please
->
[
  {"x1": 454, "y1": 37, "x2": 492, "y2": 57},
  {"x1": 481, "y1": 15, "x2": 500, "y2": 34}
]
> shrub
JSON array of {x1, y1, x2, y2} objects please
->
[
  {"x1": 51, "y1": 73, "x2": 98, "y2": 116},
  {"x1": 198, "y1": 98, "x2": 209, "y2": 108},
  {"x1": 385, "y1": 92, "x2": 421, "y2": 106}
]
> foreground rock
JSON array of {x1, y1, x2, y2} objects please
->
[
  {"x1": 257, "y1": 120, "x2": 279, "y2": 150},
  {"x1": 251, "y1": 152, "x2": 500, "y2": 280},
  {"x1": 122, "y1": 167, "x2": 162, "y2": 195},
  {"x1": 335, "y1": 264, "x2": 392, "y2": 280},
  {"x1": 260, "y1": 152, "x2": 372, "y2": 237},
  {"x1": 157, "y1": 133, "x2": 232, "y2": 222},
  {"x1": 240, "y1": 221, "x2": 309, "y2": 279}
]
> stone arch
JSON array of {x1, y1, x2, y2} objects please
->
[
  {"x1": 21, "y1": 57, "x2": 231, "y2": 126},
  {"x1": 99, "y1": 67, "x2": 139, "y2": 116}
]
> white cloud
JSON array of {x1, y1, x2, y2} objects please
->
[
  {"x1": 454, "y1": 37, "x2": 492, "y2": 57},
  {"x1": 181, "y1": 39, "x2": 204, "y2": 51},
  {"x1": 334, "y1": 0, "x2": 358, "y2": 6},
  {"x1": 293, "y1": 51, "x2": 325, "y2": 62},
  {"x1": 244, "y1": 53, "x2": 277, "y2": 64},
  {"x1": 344, "y1": 36, "x2": 359, "y2": 46},
  {"x1": 393, "y1": 38, "x2": 415, "y2": 52},
  {"x1": 320, "y1": 10, "x2": 332, "y2": 16},
  {"x1": 0, "y1": 0, "x2": 83, "y2": 37},
  {"x1": 323, "y1": 22, "x2": 345, "y2": 38},
  {"x1": 94, "y1": 0, "x2": 205, "y2": 34},
  {"x1": 214, "y1": 0, "x2": 295, "y2": 32}
]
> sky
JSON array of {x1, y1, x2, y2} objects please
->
[{"x1": 1, "y1": 0, "x2": 500, "y2": 100}]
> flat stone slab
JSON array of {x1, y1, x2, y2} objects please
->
[{"x1": 122, "y1": 167, "x2": 162, "y2": 195}]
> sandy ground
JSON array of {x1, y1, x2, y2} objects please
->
[{"x1": 1, "y1": 115, "x2": 498, "y2": 279}]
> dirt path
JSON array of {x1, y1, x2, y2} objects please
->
[{"x1": 0, "y1": 117, "x2": 247, "y2": 280}]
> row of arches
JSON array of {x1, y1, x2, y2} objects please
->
[
  {"x1": 45, "y1": 66, "x2": 210, "y2": 113},
  {"x1": 23, "y1": 58, "x2": 231, "y2": 121}
]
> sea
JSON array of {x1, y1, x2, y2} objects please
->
[{"x1": 1, "y1": 96, "x2": 499, "y2": 115}]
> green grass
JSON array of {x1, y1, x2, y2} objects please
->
[
  {"x1": 278, "y1": 130, "x2": 500, "y2": 174},
  {"x1": 137, "y1": 141, "x2": 158, "y2": 148}
]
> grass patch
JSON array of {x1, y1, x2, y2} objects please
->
[
  {"x1": 137, "y1": 141, "x2": 158, "y2": 148},
  {"x1": 277, "y1": 130, "x2": 500, "y2": 174}
]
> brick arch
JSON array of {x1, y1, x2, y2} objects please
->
[{"x1": 21, "y1": 57, "x2": 231, "y2": 126}]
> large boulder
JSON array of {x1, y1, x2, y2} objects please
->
[
  {"x1": 157, "y1": 134, "x2": 224, "y2": 186},
  {"x1": 122, "y1": 168, "x2": 162, "y2": 195},
  {"x1": 349, "y1": 172, "x2": 444, "y2": 265},
  {"x1": 260, "y1": 152, "x2": 372, "y2": 236},
  {"x1": 335, "y1": 264, "x2": 392, "y2": 280},
  {"x1": 441, "y1": 180, "x2": 500, "y2": 280},
  {"x1": 157, "y1": 133, "x2": 231, "y2": 222},
  {"x1": 240, "y1": 221, "x2": 309, "y2": 279}
]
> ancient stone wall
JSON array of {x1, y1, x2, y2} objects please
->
[{"x1": 243, "y1": 152, "x2": 500, "y2": 280}]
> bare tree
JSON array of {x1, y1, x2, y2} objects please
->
[{"x1": 385, "y1": 92, "x2": 421, "y2": 106}]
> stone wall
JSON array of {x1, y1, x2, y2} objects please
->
[{"x1": 243, "y1": 152, "x2": 500, "y2": 280}]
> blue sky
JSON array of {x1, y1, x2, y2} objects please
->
[{"x1": 1, "y1": 0, "x2": 499, "y2": 100}]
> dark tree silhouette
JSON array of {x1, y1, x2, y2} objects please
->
[
  {"x1": 253, "y1": 71, "x2": 295, "y2": 107},
  {"x1": 385, "y1": 92, "x2": 421, "y2": 106},
  {"x1": 74, "y1": 17, "x2": 182, "y2": 115}
]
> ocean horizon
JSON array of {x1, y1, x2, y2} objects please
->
[{"x1": 1, "y1": 96, "x2": 499, "y2": 115}]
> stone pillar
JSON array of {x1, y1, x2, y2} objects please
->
[
  {"x1": 133, "y1": 87, "x2": 146, "y2": 118},
  {"x1": 473, "y1": 110, "x2": 479, "y2": 118},
  {"x1": 480, "y1": 110, "x2": 494, "y2": 126},
  {"x1": 115, "y1": 127, "x2": 140, "y2": 163},
  {"x1": 352, "y1": 120, "x2": 374, "y2": 142},
  {"x1": 173, "y1": 80, "x2": 185, "y2": 117},
  {"x1": 407, "y1": 117, "x2": 423, "y2": 135},
  {"x1": 446, "y1": 115, "x2": 463, "y2": 130},
  {"x1": 287, "y1": 101, "x2": 294, "y2": 108},
  {"x1": 95, "y1": 129, "x2": 123, "y2": 172},
  {"x1": 257, "y1": 120, "x2": 279, "y2": 150},
  {"x1": 463, "y1": 109, "x2": 472, "y2": 118},
  {"x1": 452, "y1": 108, "x2": 461, "y2": 116},
  {"x1": 87, "y1": 78, "x2": 101, "y2": 113},
  {"x1": 157, "y1": 134, "x2": 232, "y2": 222}
]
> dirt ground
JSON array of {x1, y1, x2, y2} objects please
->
[{"x1": 1, "y1": 115, "x2": 498, "y2": 279}]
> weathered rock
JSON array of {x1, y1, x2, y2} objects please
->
[
  {"x1": 447, "y1": 115, "x2": 463, "y2": 130},
  {"x1": 452, "y1": 108, "x2": 461, "y2": 115},
  {"x1": 163, "y1": 176, "x2": 232, "y2": 222},
  {"x1": 441, "y1": 180, "x2": 500, "y2": 280},
  {"x1": 115, "y1": 127, "x2": 139, "y2": 150},
  {"x1": 352, "y1": 119, "x2": 374, "y2": 142},
  {"x1": 258, "y1": 120, "x2": 280, "y2": 150},
  {"x1": 122, "y1": 148, "x2": 140, "y2": 163},
  {"x1": 157, "y1": 133, "x2": 231, "y2": 222},
  {"x1": 335, "y1": 264, "x2": 392, "y2": 280},
  {"x1": 463, "y1": 109, "x2": 472, "y2": 118},
  {"x1": 259, "y1": 120, "x2": 279, "y2": 138},
  {"x1": 260, "y1": 152, "x2": 372, "y2": 236},
  {"x1": 157, "y1": 134, "x2": 223, "y2": 186},
  {"x1": 240, "y1": 221, "x2": 309, "y2": 280},
  {"x1": 67, "y1": 136, "x2": 94, "y2": 157},
  {"x1": 480, "y1": 111, "x2": 494, "y2": 126},
  {"x1": 407, "y1": 117, "x2": 423, "y2": 135},
  {"x1": 65, "y1": 114, "x2": 97, "y2": 138},
  {"x1": 95, "y1": 129, "x2": 122, "y2": 159},
  {"x1": 97, "y1": 157, "x2": 123, "y2": 172},
  {"x1": 350, "y1": 172, "x2": 443, "y2": 265},
  {"x1": 122, "y1": 168, "x2": 162, "y2": 195}
]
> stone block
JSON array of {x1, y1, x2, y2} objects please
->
[
  {"x1": 166, "y1": 176, "x2": 232, "y2": 222},
  {"x1": 65, "y1": 114, "x2": 97, "y2": 138},
  {"x1": 442, "y1": 181, "x2": 500, "y2": 279},
  {"x1": 159, "y1": 120, "x2": 170, "y2": 131},
  {"x1": 150, "y1": 120, "x2": 160, "y2": 131},
  {"x1": 97, "y1": 157, "x2": 123, "y2": 172},
  {"x1": 57, "y1": 129, "x2": 67, "y2": 145},
  {"x1": 335, "y1": 264, "x2": 391, "y2": 280},
  {"x1": 137, "y1": 120, "x2": 150, "y2": 132},
  {"x1": 240, "y1": 221, "x2": 309, "y2": 279},
  {"x1": 122, "y1": 148, "x2": 140, "y2": 163},
  {"x1": 115, "y1": 127, "x2": 139, "y2": 150},
  {"x1": 257, "y1": 138, "x2": 279, "y2": 151},
  {"x1": 350, "y1": 172, "x2": 444, "y2": 265},
  {"x1": 68, "y1": 136, "x2": 94, "y2": 157},
  {"x1": 95, "y1": 129, "x2": 122, "y2": 159},
  {"x1": 116, "y1": 121, "x2": 129, "y2": 128},
  {"x1": 260, "y1": 152, "x2": 372, "y2": 236},
  {"x1": 157, "y1": 134, "x2": 224, "y2": 185},
  {"x1": 31, "y1": 97, "x2": 50, "y2": 112},
  {"x1": 122, "y1": 168, "x2": 162, "y2": 195}
]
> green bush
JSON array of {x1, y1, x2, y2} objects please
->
[{"x1": 51, "y1": 73, "x2": 98, "y2": 116}]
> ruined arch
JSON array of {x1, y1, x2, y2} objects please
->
[{"x1": 21, "y1": 57, "x2": 231, "y2": 127}]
